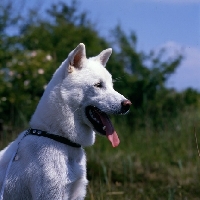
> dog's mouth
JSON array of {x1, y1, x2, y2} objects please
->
[{"x1": 85, "y1": 106, "x2": 120, "y2": 147}]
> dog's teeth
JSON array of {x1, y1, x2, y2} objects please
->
[{"x1": 103, "y1": 126, "x2": 106, "y2": 130}]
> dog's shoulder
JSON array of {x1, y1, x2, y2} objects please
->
[{"x1": 17, "y1": 135, "x2": 86, "y2": 175}]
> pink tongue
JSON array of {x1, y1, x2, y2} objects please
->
[
  {"x1": 99, "y1": 115, "x2": 120, "y2": 148},
  {"x1": 107, "y1": 131, "x2": 120, "y2": 148}
]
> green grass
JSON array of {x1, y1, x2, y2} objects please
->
[
  {"x1": 1, "y1": 108, "x2": 200, "y2": 199},
  {"x1": 85, "y1": 109, "x2": 200, "y2": 199}
]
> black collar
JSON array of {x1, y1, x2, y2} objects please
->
[{"x1": 26, "y1": 128, "x2": 81, "y2": 148}]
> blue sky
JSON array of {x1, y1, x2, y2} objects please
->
[{"x1": 13, "y1": 0, "x2": 200, "y2": 91}]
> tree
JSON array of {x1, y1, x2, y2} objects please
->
[{"x1": 110, "y1": 26, "x2": 191, "y2": 129}]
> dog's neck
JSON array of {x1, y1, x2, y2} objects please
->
[
  {"x1": 30, "y1": 63, "x2": 95, "y2": 147},
  {"x1": 26, "y1": 128, "x2": 82, "y2": 148},
  {"x1": 30, "y1": 95, "x2": 95, "y2": 147}
]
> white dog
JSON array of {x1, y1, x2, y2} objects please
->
[{"x1": 0, "y1": 43, "x2": 131, "y2": 200}]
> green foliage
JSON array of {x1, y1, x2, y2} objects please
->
[
  {"x1": 1, "y1": 50, "x2": 54, "y2": 125},
  {"x1": 0, "y1": 0, "x2": 199, "y2": 130},
  {"x1": 20, "y1": 1, "x2": 108, "y2": 65}
]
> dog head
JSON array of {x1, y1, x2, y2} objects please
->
[
  {"x1": 30, "y1": 43, "x2": 131, "y2": 147},
  {"x1": 60, "y1": 44, "x2": 131, "y2": 147}
]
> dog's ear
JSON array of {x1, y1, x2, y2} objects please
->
[
  {"x1": 95, "y1": 48, "x2": 112, "y2": 67},
  {"x1": 67, "y1": 43, "x2": 86, "y2": 73}
]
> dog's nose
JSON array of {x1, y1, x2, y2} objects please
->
[{"x1": 121, "y1": 99, "x2": 132, "y2": 114}]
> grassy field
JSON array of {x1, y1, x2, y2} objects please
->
[
  {"x1": 0, "y1": 109, "x2": 200, "y2": 199},
  {"x1": 85, "y1": 109, "x2": 200, "y2": 200}
]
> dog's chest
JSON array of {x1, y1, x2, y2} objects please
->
[
  {"x1": 3, "y1": 144, "x2": 87, "y2": 200},
  {"x1": 35, "y1": 143, "x2": 86, "y2": 182}
]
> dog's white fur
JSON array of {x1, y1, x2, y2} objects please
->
[{"x1": 0, "y1": 43, "x2": 128, "y2": 200}]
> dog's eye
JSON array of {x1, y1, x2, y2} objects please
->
[{"x1": 94, "y1": 82, "x2": 103, "y2": 88}]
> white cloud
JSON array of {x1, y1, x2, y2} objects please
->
[
  {"x1": 154, "y1": 41, "x2": 183, "y2": 60},
  {"x1": 160, "y1": 42, "x2": 200, "y2": 91},
  {"x1": 151, "y1": 41, "x2": 200, "y2": 91}
]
